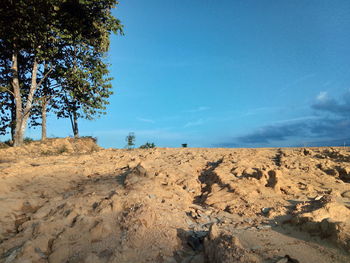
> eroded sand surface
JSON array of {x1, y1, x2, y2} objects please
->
[{"x1": 1, "y1": 139, "x2": 350, "y2": 262}]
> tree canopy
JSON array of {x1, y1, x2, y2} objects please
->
[{"x1": 0, "y1": 0, "x2": 123, "y2": 145}]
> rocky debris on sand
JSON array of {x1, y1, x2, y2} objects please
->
[{"x1": 1, "y1": 146, "x2": 350, "y2": 262}]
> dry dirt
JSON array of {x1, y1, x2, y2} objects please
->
[{"x1": 0, "y1": 138, "x2": 350, "y2": 263}]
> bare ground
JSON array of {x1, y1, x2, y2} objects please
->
[{"x1": 0, "y1": 139, "x2": 350, "y2": 262}]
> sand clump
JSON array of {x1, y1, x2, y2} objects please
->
[
  {"x1": 0, "y1": 137, "x2": 99, "y2": 158},
  {"x1": 0, "y1": 142, "x2": 350, "y2": 262}
]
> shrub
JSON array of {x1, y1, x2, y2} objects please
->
[
  {"x1": 4, "y1": 140, "x2": 12, "y2": 146},
  {"x1": 182, "y1": 143, "x2": 188, "y2": 148},
  {"x1": 81, "y1": 136, "x2": 98, "y2": 143},
  {"x1": 24, "y1": 137, "x2": 34, "y2": 144},
  {"x1": 140, "y1": 142, "x2": 156, "y2": 149}
]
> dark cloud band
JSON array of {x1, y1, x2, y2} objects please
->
[{"x1": 216, "y1": 90, "x2": 350, "y2": 147}]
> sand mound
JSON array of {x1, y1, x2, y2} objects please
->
[
  {"x1": 0, "y1": 137, "x2": 100, "y2": 158},
  {"x1": 0, "y1": 147, "x2": 350, "y2": 262}
]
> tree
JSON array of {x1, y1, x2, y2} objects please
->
[
  {"x1": 28, "y1": 62, "x2": 57, "y2": 140},
  {"x1": 0, "y1": 0, "x2": 123, "y2": 146},
  {"x1": 53, "y1": 43, "x2": 114, "y2": 138},
  {"x1": 125, "y1": 132, "x2": 136, "y2": 149},
  {"x1": 0, "y1": 0, "x2": 58, "y2": 145}
]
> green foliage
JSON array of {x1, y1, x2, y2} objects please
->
[
  {"x1": 23, "y1": 137, "x2": 34, "y2": 144},
  {"x1": 0, "y1": 0, "x2": 123, "y2": 144},
  {"x1": 81, "y1": 136, "x2": 98, "y2": 143},
  {"x1": 3, "y1": 140, "x2": 12, "y2": 146},
  {"x1": 125, "y1": 132, "x2": 135, "y2": 149},
  {"x1": 53, "y1": 43, "x2": 114, "y2": 127},
  {"x1": 182, "y1": 143, "x2": 188, "y2": 148},
  {"x1": 140, "y1": 142, "x2": 156, "y2": 149},
  {"x1": 0, "y1": 87, "x2": 12, "y2": 136}
]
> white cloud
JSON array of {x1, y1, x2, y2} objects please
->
[
  {"x1": 273, "y1": 115, "x2": 320, "y2": 124},
  {"x1": 242, "y1": 106, "x2": 282, "y2": 116},
  {"x1": 316, "y1": 91, "x2": 329, "y2": 102},
  {"x1": 93, "y1": 128, "x2": 184, "y2": 140},
  {"x1": 184, "y1": 119, "x2": 205, "y2": 128},
  {"x1": 137, "y1": 117, "x2": 155, "y2": 123},
  {"x1": 184, "y1": 106, "x2": 210, "y2": 113}
]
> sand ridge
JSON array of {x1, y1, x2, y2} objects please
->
[{"x1": 0, "y1": 139, "x2": 350, "y2": 262}]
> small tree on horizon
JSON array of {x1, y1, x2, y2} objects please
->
[{"x1": 125, "y1": 132, "x2": 135, "y2": 149}]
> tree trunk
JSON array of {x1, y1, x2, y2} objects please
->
[
  {"x1": 12, "y1": 50, "x2": 23, "y2": 146},
  {"x1": 41, "y1": 62, "x2": 49, "y2": 141},
  {"x1": 73, "y1": 110, "x2": 79, "y2": 138},
  {"x1": 10, "y1": 96, "x2": 15, "y2": 142},
  {"x1": 69, "y1": 110, "x2": 79, "y2": 138},
  {"x1": 12, "y1": 53, "x2": 39, "y2": 146},
  {"x1": 41, "y1": 98, "x2": 47, "y2": 140}
]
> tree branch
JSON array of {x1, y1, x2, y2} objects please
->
[
  {"x1": 0, "y1": 86, "x2": 15, "y2": 96},
  {"x1": 37, "y1": 67, "x2": 53, "y2": 88}
]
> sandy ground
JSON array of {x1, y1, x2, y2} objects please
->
[{"x1": 0, "y1": 138, "x2": 350, "y2": 262}]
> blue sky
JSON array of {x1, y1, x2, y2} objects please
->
[{"x1": 26, "y1": 0, "x2": 350, "y2": 148}]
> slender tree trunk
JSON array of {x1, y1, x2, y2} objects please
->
[
  {"x1": 13, "y1": 53, "x2": 39, "y2": 146},
  {"x1": 73, "y1": 110, "x2": 79, "y2": 138},
  {"x1": 41, "y1": 98, "x2": 47, "y2": 140},
  {"x1": 10, "y1": 96, "x2": 15, "y2": 142},
  {"x1": 12, "y1": 50, "x2": 22, "y2": 146},
  {"x1": 68, "y1": 110, "x2": 79, "y2": 138},
  {"x1": 41, "y1": 62, "x2": 49, "y2": 141}
]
